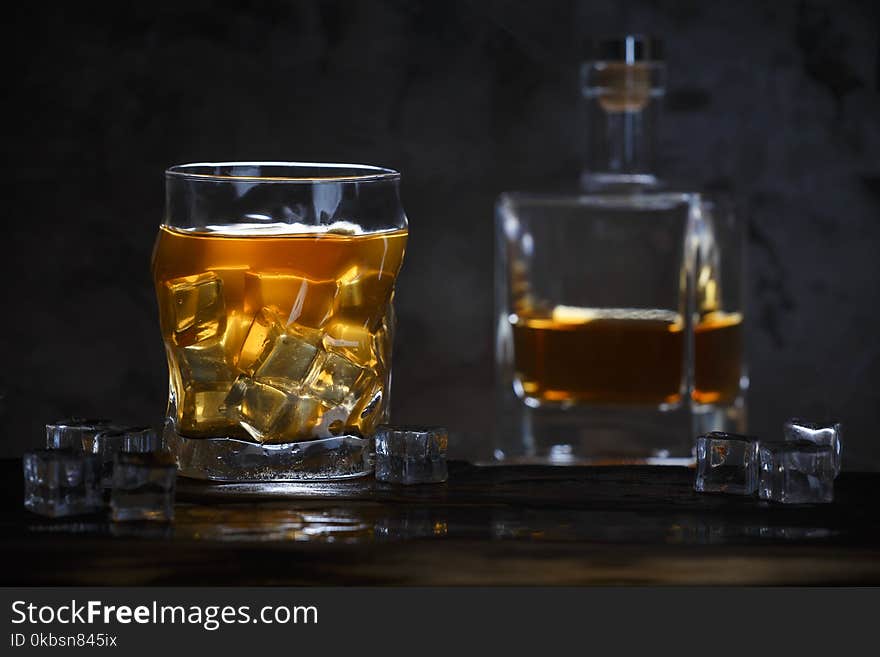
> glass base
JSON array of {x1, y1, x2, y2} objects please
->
[
  {"x1": 163, "y1": 422, "x2": 373, "y2": 482},
  {"x1": 692, "y1": 400, "x2": 747, "y2": 438},
  {"x1": 494, "y1": 398, "x2": 746, "y2": 466}
]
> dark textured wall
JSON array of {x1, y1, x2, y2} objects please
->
[{"x1": 2, "y1": 1, "x2": 879, "y2": 468}]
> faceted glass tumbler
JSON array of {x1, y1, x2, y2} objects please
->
[
  {"x1": 694, "y1": 432, "x2": 759, "y2": 495},
  {"x1": 153, "y1": 162, "x2": 408, "y2": 481},
  {"x1": 758, "y1": 441, "x2": 835, "y2": 504},
  {"x1": 23, "y1": 449, "x2": 103, "y2": 517}
]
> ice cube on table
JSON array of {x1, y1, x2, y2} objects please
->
[
  {"x1": 23, "y1": 449, "x2": 102, "y2": 517},
  {"x1": 87, "y1": 426, "x2": 162, "y2": 488},
  {"x1": 236, "y1": 307, "x2": 284, "y2": 373},
  {"x1": 694, "y1": 431, "x2": 759, "y2": 495},
  {"x1": 86, "y1": 426, "x2": 160, "y2": 456},
  {"x1": 374, "y1": 426, "x2": 448, "y2": 485},
  {"x1": 164, "y1": 272, "x2": 227, "y2": 346},
  {"x1": 224, "y1": 377, "x2": 324, "y2": 443},
  {"x1": 244, "y1": 271, "x2": 337, "y2": 329},
  {"x1": 784, "y1": 418, "x2": 842, "y2": 477},
  {"x1": 758, "y1": 440, "x2": 835, "y2": 504},
  {"x1": 110, "y1": 451, "x2": 176, "y2": 522},
  {"x1": 254, "y1": 328, "x2": 322, "y2": 390},
  {"x1": 305, "y1": 351, "x2": 369, "y2": 406},
  {"x1": 45, "y1": 418, "x2": 114, "y2": 450}
]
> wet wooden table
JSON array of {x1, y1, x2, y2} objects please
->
[{"x1": 1, "y1": 458, "x2": 879, "y2": 585}]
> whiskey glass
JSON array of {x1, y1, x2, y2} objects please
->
[{"x1": 152, "y1": 162, "x2": 408, "y2": 480}]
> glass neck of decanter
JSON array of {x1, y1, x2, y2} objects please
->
[{"x1": 580, "y1": 60, "x2": 666, "y2": 192}]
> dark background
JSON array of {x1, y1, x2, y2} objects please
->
[{"x1": 2, "y1": 0, "x2": 878, "y2": 468}]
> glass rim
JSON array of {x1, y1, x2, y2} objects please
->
[
  {"x1": 165, "y1": 161, "x2": 400, "y2": 183},
  {"x1": 497, "y1": 190, "x2": 696, "y2": 210}
]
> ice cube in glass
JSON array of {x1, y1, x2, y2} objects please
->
[
  {"x1": 164, "y1": 272, "x2": 226, "y2": 346},
  {"x1": 244, "y1": 271, "x2": 337, "y2": 329},
  {"x1": 253, "y1": 328, "x2": 322, "y2": 390}
]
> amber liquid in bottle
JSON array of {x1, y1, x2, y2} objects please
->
[
  {"x1": 512, "y1": 307, "x2": 742, "y2": 407},
  {"x1": 152, "y1": 225, "x2": 407, "y2": 443}
]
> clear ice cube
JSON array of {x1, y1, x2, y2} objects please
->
[
  {"x1": 224, "y1": 377, "x2": 324, "y2": 443},
  {"x1": 86, "y1": 426, "x2": 160, "y2": 457},
  {"x1": 46, "y1": 418, "x2": 114, "y2": 450},
  {"x1": 244, "y1": 271, "x2": 337, "y2": 329},
  {"x1": 323, "y1": 320, "x2": 376, "y2": 367},
  {"x1": 87, "y1": 426, "x2": 162, "y2": 487},
  {"x1": 208, "y1": 267, "x2": 247, "y2": 309},
  {"x1": 374, "y1": 425, "x2": 449, "y2": 485},
  {"x1": 305, "y1": 351, "x2": 368, "y2": 406},
  {"x1": 333, "y1": 267, "x2": 390, "y2": 331},
  {"x1": 236, "y1": 307, "x2": 284, "y2": 374},
  {"x1": 179, "y1": 386, "x2": 236, "y2": 435},
  {"x1": 220, "y1": 310, "x2": 253, "y2": 359},
  {"x1": 23, "y1": 449, "x2": 103, "y2": 517},
  {"x1": 110, "y1": 451, "x2": 176, "y2": 522},
  {"x1": 164, "y1": 272, "x2": 227, "y2": 346},
  {"x1": 254, "y1": 328, "x2": 322, "y2": 390},
  {"x1": 272, "y1": 394, "x2": 326, "y2": 442},
  {"x1": 174, "y1": 337, "x2": 237, "y2": 435},
  {"x1": 784, "y1": 418, "x2": 842, "y2": 476},
  {"x1": 758, "y1": 440, "x2": 835, "y2": 504},
  {"x1": 230, "y1": 378, "x2": 289, "y2": 441},
  {"x1": 179, "y1": 339, "x2": 235, "y2": 384},
  {"x1": 694, "y1": 431, "x2": 759, "y2": 495}
]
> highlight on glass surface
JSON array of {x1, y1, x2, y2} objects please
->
[{"x1": 152, "y1": 162, "x2": 408, "y2": 481}]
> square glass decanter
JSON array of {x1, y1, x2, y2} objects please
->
[{"x1": 494, "y1": 36, "x2": 746, "y2": 464}]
